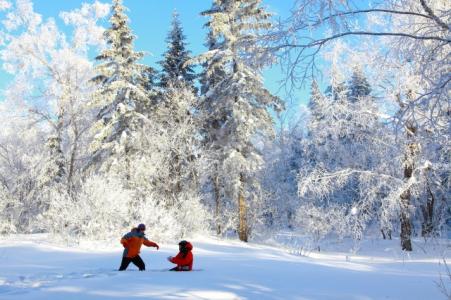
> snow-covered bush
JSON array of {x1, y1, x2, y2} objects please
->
[
  {"x1": 42, "y1": 175, "x2": 131, "y2": 242},
  {"x1": 40, "y1": 172, "x2": 208, "y2": 243},
  {"x1": 137, "y1": 191, "x2": 208, "y2": 242},
  {"x1": 296, "y1": 204, "x2": 348, "y2": 247},
  {"x1": 0, "y1": 184, "x2": 17, "y2": 234}
]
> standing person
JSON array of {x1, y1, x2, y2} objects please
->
[
  {"x1": 167, "y1": 240, "x2": 193, "y2": 271},
  {"x1": 119, "y1": 223, "x2": 159, "y2": 271}
]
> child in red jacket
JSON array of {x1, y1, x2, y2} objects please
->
[{"x1": 167, "y1": 240, "x2": 193, "y2": 271}]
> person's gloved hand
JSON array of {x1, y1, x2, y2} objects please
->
[{"x1": 155, "y1": 244, "x2": 159, "y2": 250}]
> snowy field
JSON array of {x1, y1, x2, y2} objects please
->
[{"x1": 0, "y1": 235, "x2": 449, "y2": 300}]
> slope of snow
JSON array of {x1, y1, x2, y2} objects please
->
[{"x1": 0, "y1": 234, "x2": 448, "y2": 300}]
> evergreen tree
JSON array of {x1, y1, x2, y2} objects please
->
[
  {"x1": 90, "y1": 0, "x2": 149, "y2": 182},
  {"x1": 198, "y1": 29, "x2": 228, "y2": 235},
  {"x1": 138, "y1": 66, "x2": 158, "y2": 111},
  {"x1": 199, "y1": 30, "x2": 226, "y2": 96},
  {"x1": 159, "y1": 10, "x2": 196, "y2": 89},
  {"x1": 308, "y1": 79, "x2": 326, "y2": 124},
  {"x1": 347, "y1": 68, "x2": 371, "y2": 103},
  {"x1": 305, "y1": 79, "x2": 328, "y2": 171},
  {"x1": 139, "y1": 66, "x2": 158, "y2": 95},
  {"x1": 198, "y1": 0, "x2": 283, "y2": 242}
]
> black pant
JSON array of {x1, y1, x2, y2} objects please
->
[
  {"x1": 169, "y1": 266, "x2": 190, "y2": 271},
  {"x1": 119, "y1": 255, "x2": 146, "y2": 271}
]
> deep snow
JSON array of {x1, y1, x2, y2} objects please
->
[{"x1": 0, "y1": 234, "x2": 449, "y2": 300}]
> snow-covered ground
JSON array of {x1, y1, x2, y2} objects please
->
[{"x1": 0, "y1": 234, "x2": 449, "y2": 300}]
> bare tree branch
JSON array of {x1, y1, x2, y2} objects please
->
[
  {"x1": 309, "y1": 8, "x2": 439, "y2": 27},
  {"x1": 419, "y1": 0, "x2": 450, "y2": 31},
  {"x1": 277, "y1": 31, "x2": 450, "y2": 50}
]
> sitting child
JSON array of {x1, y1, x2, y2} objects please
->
[{"x1": 167, "y1": 240, "x2": 193, "y2": 271}]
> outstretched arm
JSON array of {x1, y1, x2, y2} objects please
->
[{"x1": 143, "y1": 238, "x2": 159, "y2": 250}]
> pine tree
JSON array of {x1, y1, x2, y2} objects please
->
[
  {"x1": 199, "y1": 0, "x2": 283, "y2": 242},
  {"x1": 199, "y1": 30, "x2": 226, "y2": 96},
  {"x1": 159, "y1": 10, "x2": 196, "y2": 89},
  {"x1": 306, "y1": 79, "x2": 328, "y2": 171},
  {"x1": 139, "y1": 66, "x2": 158, "y2": 96},
  {"x1": 324, "y1": 82, "x2": 346, "y2": 101},
  {"x1": 198, "y1": 29, "x2": 228, "y2": 235},
  {"x1": 90, "y1": 0, "x2": 149, "y2": 182},
  {"x1": 347, "y1": 68, "x2": 371, "y2": 103},
  {"x1": 308, "y1": 79, "x2": 326, "y2": 124}
]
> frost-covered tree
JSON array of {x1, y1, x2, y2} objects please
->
[
  {"x1": 308, "y1": 80, "x2": 326, "y2": 123},
  {"x1": 90, "y1": 0, "x2": 150, "y2": 184},
  {"x1": 196, "y1": 0, "x2": 283, "y2": 241},
  {"x1": 0, "y1": 182, "x2": 16, "y2": 234},
  {"x1": 276, "y1": 0, "x2": 450, "y2": 250},
  {"x1": 260, "y1": 119, "x2": 304, "y2": 230},
  {"x1": 0, "y1": 0, "x2": 109, "y2": 232},
  {"x1": 298, "y1": 68, "x2": 401, "y2": 247},
  {"x1": 197, "y1": 29, "x2": 229, "y2": 235},
  {"x1": 1, "y1": 0, "x2": 108, "y2": 194},
  {"x1": 152, "y1": 81, "x2": 201, "y2": 206},
  {"x1": 347, "y1": 68, "x2": 371, "y2": 103},
  {"x1": 199, "y1": 30, "x2": 226, "y2": 96},
  {"x1": 155, "y1": 11, "x2": 199, "y2": 201},
  {"x1": 0, "y1": 100, "x2": 47, "y2": 232},
  {"x1": 111, "y1": 79, "x2": 207, "y2": 238},
  {"x1": 159, "y1": 10, "x2": 196, "y2": 89},
  {"x1": 139, "y1": 66, "x2": 158, "y2": 95}
]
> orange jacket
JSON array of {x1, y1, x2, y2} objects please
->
[
  {"x1": 170, "y1": 242, "x2": 193, "y2": 271},
  {"x1": 120, "y1": 229, "x2": 159, "y2": 258}
]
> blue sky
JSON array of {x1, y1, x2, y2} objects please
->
[{"x1": 0, "y1": 0, "x2": 307, "y2": 120}]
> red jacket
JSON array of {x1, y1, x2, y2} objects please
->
[
  {"x1": 120, "y1": 228, "x2": 159, "y2": 258},
  {"x1": 170, "y1": 242, "x2": 193, "y2": 271}
]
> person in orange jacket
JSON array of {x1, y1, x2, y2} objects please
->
[
  {"x1": 119, "y1": 223, "x2": 159, "y2": 271},
  {"x1": 167, "y1": 240, "x2": 193, "y2": 271}
]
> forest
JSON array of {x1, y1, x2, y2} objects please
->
[{"x1": 0, "y1": 0, "x2": 449, "y2": 254}]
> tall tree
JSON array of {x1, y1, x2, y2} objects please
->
[
  {"x1": 152, "y1": 81, "x2": 201, "y2": 206},
  {"x1": 0, "y1": 0, "x2": 109, "y2": 231},
  {"x1": 308, "y1": 79, "x2": 326, "y2": 124},
  {"x1": 90, "y1": 0, "x2": 149, "y2": 183},
  {"x1": 347, "y1": 68, "x2": 371, "y2": 103},
  {"x1": 198, "y1": 29, "x2": 227, "y2": 235},
  {"x1": 298, "y1": 69, "x2": 400, "y2": 245},
  {"x1": 276, "y1": 0, "x2": 450, "y2": 249},
  {"x1": 198, "y1": 0, "x2": 283, "y2": 242},
  {"x1": 159, "y1": 10, "x2": 196, "y2": 89}
]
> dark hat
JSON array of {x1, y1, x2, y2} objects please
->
[
  {"x1": 137, "y1": 223, "x2": 146, "y2": 231},
  {"x1": 179, "y1": 240, "x2": 192, "y2": 252}
]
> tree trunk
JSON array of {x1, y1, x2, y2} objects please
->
[
  {"x1": 400, "y1": 189, "x2": 413, "y2": 251},
  {"x1": 53, "y1": 112, "x2": 66, "y2": 184},
  {"x1": 213, "y1": 173, "x2": 222, "y2": 235},
  {"x1": 124, "y1": 141, "x2": 131, "y2": 187},
  {"x1": 400, "y1": 123, "x2": 417, "y2": 251},
  {"x1": 238, "y1": 173, "x2": 248, "y2": 242},
  {"x1": 421, "y1": 178, "x2": 435, "y2": 237},
  {"x1": 67, "y1": 121, "x2": 79, "y2": 196}
]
